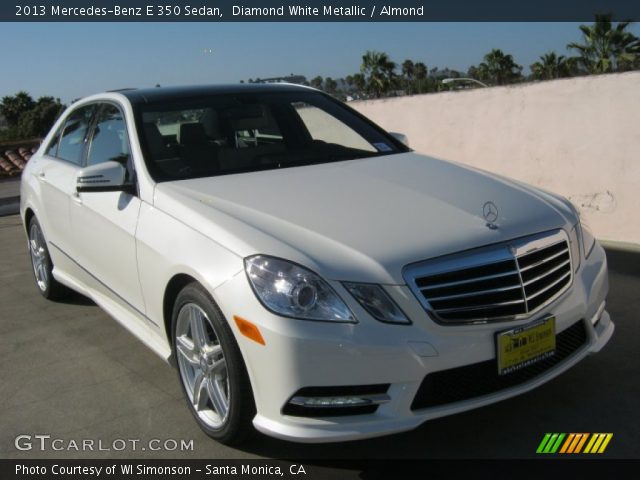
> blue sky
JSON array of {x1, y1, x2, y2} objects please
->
[{"x1": 2, "y1": 22, "x2": 639, "y2": 102}]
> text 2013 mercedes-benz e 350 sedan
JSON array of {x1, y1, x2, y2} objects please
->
[{"x1": 21, "y1": 84, "x2": 613, "y2": 444}]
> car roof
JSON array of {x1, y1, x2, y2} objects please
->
[{"x1": 118, "y1": 83, "x2": 316, "y2": 105}]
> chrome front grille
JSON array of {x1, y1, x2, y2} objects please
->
[{"x1": 404, "y1": 230, "x2": 573, "y2": 324}]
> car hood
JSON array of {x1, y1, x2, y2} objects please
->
[{"x1": 154, "y1": 152, "x2": 574, "y2": 284}]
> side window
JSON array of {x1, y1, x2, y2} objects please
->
[
  {"x1": 45, "y1": 129, "x2": 61, "y2": 157},
  {"x1": 57, "y1": 105, "x2": 96, "y2": 165},
  {"x1": 86, "y1": 104, "x2": 130, "y2": 166}
]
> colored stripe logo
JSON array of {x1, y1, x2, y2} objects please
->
[{"x1": 536, "y1": 433, "x2": 613, "y2": 454}]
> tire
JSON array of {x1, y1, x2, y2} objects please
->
[
  {"x1": 171, "y1": 282, "x2": 256, "y2": 445},
  {"x1": 28, "y1": 217, "x2": 69, "y2": 300}
]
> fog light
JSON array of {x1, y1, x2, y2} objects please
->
[
  {"x1": 290, "y1": 395, "x2": 388, "y2": 407},
  {"x1": 283, "y1": 384, "x2": 391, "y2": 417}
]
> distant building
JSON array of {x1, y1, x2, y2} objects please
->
[
  {"x1": 0, "y1": 115, "x2": 7, "y2": 131},
  {"x1": 251, "y1": 75, "x2": 307, "y2": 85}
]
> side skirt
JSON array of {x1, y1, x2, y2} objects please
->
[{"x1": 49, "y1": 242, "x2": 172, "y2": 363}]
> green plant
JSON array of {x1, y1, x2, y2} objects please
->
[{"x1": 568, "y1": 14, "x2": 640, "y2": 74}]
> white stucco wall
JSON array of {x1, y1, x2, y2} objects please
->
[{"x1": 351, "y1": 72, "x2": 640, "y2": 245}]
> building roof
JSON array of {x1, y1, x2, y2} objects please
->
[{"x1": 0, "y1": 141, "x2": 39, "y2": 177}]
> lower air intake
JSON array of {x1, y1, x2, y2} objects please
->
[{"x1": 411, "y1": 320, "x2": 587, "y2": 410}]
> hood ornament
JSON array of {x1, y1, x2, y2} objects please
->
[{"x1": 482, "y1": 201, "x2": 499, "y2": 229}]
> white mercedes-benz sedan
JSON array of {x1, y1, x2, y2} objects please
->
[{"x1": 20, "y1": 84, "x2": 613, "y2": 444}]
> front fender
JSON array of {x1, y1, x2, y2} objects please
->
[{"x1": 135, "y1": 202, "x2": 243, "y2": 345}]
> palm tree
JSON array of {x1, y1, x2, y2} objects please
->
[
  {"x1": 310, "y1": 76, "x2": 323, "y2": 89},
  {"x1": 476, "y1": 49, "x2": 523, "y2": 85},
  {"x1": 352, "y1": 73, "x2": 366, "y2": 94},
  {"x1": 530, "y1": 52, "x2": 573, "y2": 80},
  {"x1": 401, "y1": 59, "x2": 415, "y2": 79},
  {"x1": 401, "y1": 59, "x2": 415, "y2": 92},
  {"x1": 568, "y1": 14, "x2": 640, "y2": 74},
  {"x1": 360, "y1": 51, "x2": 397, "y2": 98},
  {"x1": 413, "y1": 62, "x2": 428, "y2": 80},
  {"x1": 324, "y1": 77, "x2": 338, "y2": 94},
  {"x1": 407, "y1": 61, "x2": 430, "y2": 94}
]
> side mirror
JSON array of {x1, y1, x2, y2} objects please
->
[
  {"x1": 389, "y1": 132, "x2": 409, "y2": 148},
  {"x1": 76, "y1": 161, "x2": 135, "y2": 194}
]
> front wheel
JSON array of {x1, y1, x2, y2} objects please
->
[{"x1": 172, "y1": 283, "x2": 256, "y2": 445}]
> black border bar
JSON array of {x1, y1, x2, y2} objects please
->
[
  {"x1": 3, "y1": 459, "x2": 640, "y2": 480},
  {"x1": 4, "y1": 1, "x2": 640, "y2": 22}
]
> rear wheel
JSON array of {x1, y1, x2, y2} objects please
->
[
  {"x1": 28, "y1": 217, "x2": 69, "y2": 300},
  {"x1": 172, "y1": 283, "x2": 255, "y2": 445}
]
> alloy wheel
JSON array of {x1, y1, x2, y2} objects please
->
[
  {"x1": 29, "y1": 222, "x2": 49, "y2": 292},
  {"x1": 175, "y1": 303, "x2": 230, "y2": 429}
]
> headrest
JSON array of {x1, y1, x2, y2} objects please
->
[
  {"x1": 180, "y1": 123, "x2": 207, "y2": 145},
  {"x1": 143, "y1": 122, "x2": 163, "y2": 141},
  {"x1": 227, "y1": 105, "x2": 271, "y2": 131}
]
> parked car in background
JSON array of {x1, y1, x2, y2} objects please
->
[{"x1": 20, "y1": 84, "x2": 613, "y2": 444}]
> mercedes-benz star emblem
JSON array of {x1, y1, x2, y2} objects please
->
[{"x1": 482, "y1": 201, "x2": 499, "y2": 227}]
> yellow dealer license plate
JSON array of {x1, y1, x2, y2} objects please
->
[{"x1": 497, "y1": 316, "x2": 556, "y2": 375}]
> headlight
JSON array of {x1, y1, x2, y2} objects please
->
[
  {"x1": 569, "y1": 224, "x2": 581, "y2": 272},
  {"x1": 580, "y1": 221, "x2": 596, "y2": 258},
  {"x1": 244, "y1": 255, "x2": 355, "y2": 322},
  {"x1": 569, "y1": 201, "x2": 597, "y2": 262},
  {"x1": 343, "y1": 283, "x2": 410, "y2": 324}
]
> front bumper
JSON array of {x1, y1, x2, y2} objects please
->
[{"x1": 213, "y1": 242, "x2": 613, "y2": 443}]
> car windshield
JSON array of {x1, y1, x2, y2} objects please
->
[{"x1": 136, "y1": 90, "x2": 405, "y2": 181}]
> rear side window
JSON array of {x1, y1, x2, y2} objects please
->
[
  {"x1": 86, "y1": 104, "x2": 130, "y2": 166},
  {"x1": 56, "y1": 105, "x2": 96, "y2": 165}
]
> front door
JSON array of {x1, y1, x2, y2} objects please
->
[{"x1": 69, "y1": 102, "x2": 146, "y2": 314}]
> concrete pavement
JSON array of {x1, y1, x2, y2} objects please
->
[{"x1": 0, "y1": 213, "x2": 638, "y2": 461}]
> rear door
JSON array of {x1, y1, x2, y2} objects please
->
[{"x1": 69, "y1": 102, "x2": 146, "y2": 314}]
